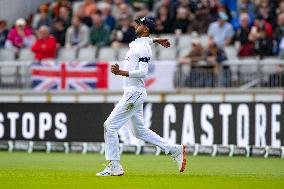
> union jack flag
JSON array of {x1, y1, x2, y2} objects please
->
[{"x1": 32, "y1": 61, "x2": 108, "y2": 91}]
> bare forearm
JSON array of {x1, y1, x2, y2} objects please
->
[{"x1": 152, "y1": 38, "x2": 170, "y2": 48}]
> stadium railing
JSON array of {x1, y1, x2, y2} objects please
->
[
  {"x1": 0, "y1": 61, "x2": 31, "y2": 89},
  {"x1": 175, "y1": 58, "x2": 284, "y2": 89},
  {"x1": 1, "y1": 58, "x2": 283, "y2": 90}
]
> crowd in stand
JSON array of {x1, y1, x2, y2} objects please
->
[
  {"x1": 0, "y1": 0, "x2": 283, "y2": 88},
  {"x1": 0, "y1": 0, "x2": 283, "y2": 60},
  {"x1": 0, "y1": 0, "x2": 282, "y2": 62}
]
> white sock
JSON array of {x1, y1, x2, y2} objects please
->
[{"x1": 111, "y1": 160, "x2": 120, "y2": 167}]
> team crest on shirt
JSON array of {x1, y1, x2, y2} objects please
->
[
  {"x1": 124, "y1": 56, "x2": 130, "y2": 61},
  {"x1": 126, "y1": 103, "x2": 134, "y2": 111}
]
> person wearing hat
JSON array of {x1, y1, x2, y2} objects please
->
[
  {"x1": 5, "y1": 18, "x2": 34, "y2": 50},
  {"x1": 179, "y1": 37, "x2": 206, "y2": 65},
  {"x1": 96, "y1": 17, "x2": 186, "y2": 176},
  {"x1": 207, "y1": 11, "x2": 234, "y2": 47}
]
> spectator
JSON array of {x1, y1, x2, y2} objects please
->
[
  {"x1": 49, "y1": 0, "x2": 72, "y2": 18},
  {"x1": 133, "y1": 4, "x2": 150, "y2": 20},
  {"x1": 65, "y1": 16, "x2": 90, "y2": 48},
  {"x1": 178, "y1": 0, "x2": 190, "y2": 9},
  {"x1": 205, "y1": 36, "x2": 229, "y2": 87},
  {"x1": 129, "y1": 0, "x2": 153, "y2": 11},
  {"x1": 208, "y1": 11, "x2": 234, "y2": 47},
  {"x1": 51, "y1": 18, "x2": 66, "y2": 47},
  {"x1": 5, "y1": 18, "x2": 35, "y2": 51},
  {"x1": 238, "y1": 0, "x2": 254, "y2": 15},
  {"x1": 75, "y1": 5, "x2": 93, "y2": 27},
  {"x1": 230, "y1": 6, "x2": 254, "y2": 31},
  {"x1": 206, "y1": 36, "x2": 227, "y2": 65},
  {"x1": 278, "y1": 1, "x2": 284, "y2": 14},
  {"x1": 111, "y1": 15, "x2": 136, "y2": 48},
  {"x1": 180, "y1": 38, "x2": 207, "y2": 88},
  {"x1": 153, "y1": 0, "x2": 177, "y2": 20},
  {"x1": 112, "y1": 0, "x2": 126, "y2": 19},
  {"x1": 113, "y1": 3, "x2": 134, "y2": 20},
  {"x1": 99, "y1": 2, "x2": 116, "y2": 31},
  {"x1": 155, "y1": 5, "x2": 172, "y2": 34},
  {"x1": 275, "y1": 13, "x2": 284, "y2": 56},
  {"x1": 249, "y1": 24, "x2": 273, "y2": 57},
  {"x1": 235, "y1": 13, "x2": 254, "y2": 57},
  {"x1": 82, "y1": 0, "x2": 97, "y2": 17},
  {"x1": 221, "y1": 0, "x2": 237, "y2": 17},
  {"x1": 256, "y1": 2, "x2": 277, "y2": 28},
  {"x1": 210, "y1": 0, "x2": 224, "y2": 21},
  {"x1": 179, "y1": 38, "x2": 206, "y2": 65},
  {"x1": 35, "y1": 5, "x2": 52, "y2": 29},
  {"x1": 190, "y1": 0, "x2": 212, "y2": 34},
  {"x1": 252, "y1": 15, "x2": 273, "y2": 37},
  {"x1": 32, "y1": 26, "x2": 57, "y2": 60},
  {"x1": 90, "y1": 13, "x2": 111, "y2": 47},
  {"x1": 173, "y1": 7, "x2": 191, "y2": 34},
  {"x1": 0, "y1": 20, "x2": 9, "y2": 48},
  {"x1": 185, "y1": 37, "x2": 226, "y2": 88},
  {"x1": 58, "y1": 7, "x2": 71, "y2": 28}
]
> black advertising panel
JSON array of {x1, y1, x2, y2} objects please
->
[
  {"x1": 0, "y1": 103, "x2": 114, "y2": 142},
  {"x1": 149, "y1": 103, "x2": 284, "y2": 148},
  {"x1": 0, "y1": 103, "x2": 283, "y2": 148}
]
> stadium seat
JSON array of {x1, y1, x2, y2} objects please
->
[
  {"x1": 224, "y1": 46, "x2": 238, "y2": 60},
  {"x1": 57, "y1": 48, "x2": 77, "y2": 61},
  {"x1": 18, "y1": 48, "x2": 34, "y2": 61},
  {"x1": 0, "y1": 61, "x2": 17, "y2": 84},
  {"x1": 77, "y1": 47, "x2": 96, "y2": 61},
  {"x1": 97, "y1": 47, "x2": 117, "y2": 61},
  {"x1": 158, "y1": 48, "x2": 176, "y2": 60},
  {"x1": 178, "y1": 48, "x2": 191, "y2": 58},
  {"x1": 0, "y1": 49, "x2": 15, "y2": 61},
  {"x1": 117, "y1": 48, "x2": 129, "y2": 61},
  {"x1": 200, "y1": 35, "x2": 209, "y2": 47},
  {"x1": 177, "y1": 34, "x2": 191, "y2": 48}
]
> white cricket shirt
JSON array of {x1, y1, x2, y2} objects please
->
[{"x1": 123, "y1": 37, "x2": 153, "y2": 93}]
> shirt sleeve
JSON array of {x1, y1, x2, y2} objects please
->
[
  {"x1": 226, "y1": 24, "x2": 234, "y2": 38},
  {"x1": 128, "y1": 45, "x2": 151, "y2": 78},
  {"x1": 148, "y1": 38, "x2": 153, "y2": 45}
]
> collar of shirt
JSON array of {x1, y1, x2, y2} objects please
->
[{"x1": 129, "y1": 37, "x2": 150, "y2": 48}]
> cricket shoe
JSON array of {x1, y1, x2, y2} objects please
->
[
  {"x1": 171, "y1": 144, "x2": 186, "y2": 172},
  {"x1": 96, "y1": 162, "x2": 124, "y2": 176}
]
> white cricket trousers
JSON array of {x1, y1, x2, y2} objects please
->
[{"x1": 104, "y1": 90, "x2": 172, "y2": 161}]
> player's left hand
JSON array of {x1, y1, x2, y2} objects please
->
[
  {"x1": 111, "y1": 64, "x2": 120, "y2": 75},
  {"x1": 154, "y1": 38, "x2": 171, "y2": 48}
]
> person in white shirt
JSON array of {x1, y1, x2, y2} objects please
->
[{"x1": 96, "y1": 17, "x2": 186, "y2": 176}]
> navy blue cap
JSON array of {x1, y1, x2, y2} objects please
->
[{"x1": 135, "y1": 17, "x2": 155, "y2": 34}]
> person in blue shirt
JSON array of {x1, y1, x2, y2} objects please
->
[{"x1": 208, "y1": 12, "x2": 234, "y2": 47}]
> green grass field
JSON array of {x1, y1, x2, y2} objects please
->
[{"x1": 0, "y1": 152, "x2": 283, "y2": 189}]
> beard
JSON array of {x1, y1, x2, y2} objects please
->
[{"x1": 135, "y1": 29, "x2": 141, "y2": 36}]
